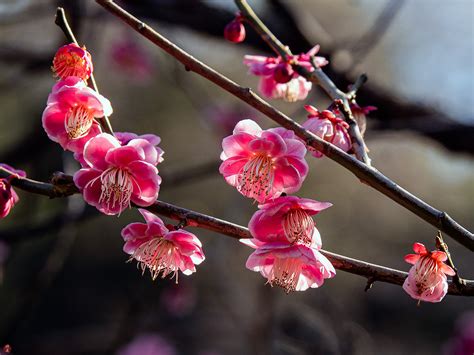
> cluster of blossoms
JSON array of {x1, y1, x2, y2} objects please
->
[
  {"x1": 220, "y1": 21, "x2": 457, "y2": 302},
  {"x1": 39, "y1": 43, "x2": 205, "y2": 281},
  {"x1": 219, "y1": 119, "x2": 334, "y2": 292}
]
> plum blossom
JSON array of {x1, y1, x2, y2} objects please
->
[
  {"x1": 403, "y1": 242, "x2": 455, "y2": 303},
  {"x1": 121, "y1": 209, "x2": 205, "y2": 281},
  {"x1": 249, "y1": 196, "x2": 332, "y2": 248},
  {"x1": 219, "y1": 120, "x2": 308, "y2": 203},
  {"x1": 0, "y1": 164, "x2": 26, "y2": 219},
  {"x1": 116, "y1": 333, "x2": 176, "y2": 355},
  {"x1": 242, "y1": 239, "x2": 335, "y2": 293},
  {"x1": 73, "y1": 134, "x2": 161, "y2": 215},
  {"x1": 52, "y1": 43, "x2": 93, "y2": 81},
  {"x1": 42, "y1": 76, "x2": 112, "y2": 152},
  {"x1": 243, "y1": 45, "x2": 328, "y2": 102},
  {"x1": 302, "y1": 105, "x2": 351, "y2": 158},
  {"x1": 348, "y1": 103, "x2": 376, "y2": 136},
  {"x1": 115, "y1": 132, "x2": 164, "y2": 165}
]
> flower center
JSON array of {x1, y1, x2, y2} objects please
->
[
  {"x1": 283, "y1": 208, "x2": 315, "y2": 245},
  {"x1": 414, "y1": 256, "x2": 440, "y2": 294},
  {"x1": 53, "y1": 52, "x2": 86, "y2": 78},
  {"x1": 65, "y1": 105, "x2": 95, "y2": 139},
  {"x1": 282, "y1": 78, "x2": 300, "y2": 102},
  {"x1": 267, "y1": 257, "x2": 303, "y2": 293},
  {"x1": 131, "y1": 238, "x2": 179, "y2": 282},
  {"x1": 238, "y1": 153, "x2": 274, "y2": 201},
  {"x1": 98, "y1": 167, "x2": 135, "y2": 213}
]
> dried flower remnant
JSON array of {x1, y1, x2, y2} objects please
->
[
  {"x1": 52, "y1": 43, "x2": 93, "y2": 81},
  {"x1": 121, "y1": 209, "x2": 205, "y2": 281},
  {"x1": 219, "y1": 120, "x2": 308, "y2": 203},
  {"x1": 42, "y1": 77, "x2": 112, "y2": 152},
  {"x1": 403, "y1": 242, "x2": 455, "y2": 303},
  {"x1": 243, "y1": 45, "x2": 327, "y2": 102},
  {"x1": 73, "y1": 134, "x2": 161, "y2": 215}
]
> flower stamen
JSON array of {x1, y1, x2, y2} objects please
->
[
  {"x1": 283, "y1": 209, "x2": 315, "y2": 245},
  {"x1": 65, "y1": 105, "x2": 95, "y2": 139},
  {"x1": 267, "y1": 257, "x2": 303, "y2": 293},
  {"x1": 238, "y1": 153, "x2": 274, "y2": 201},
  {"x1": 96, "y1": 168, "x2": 134, "y2": 214}
]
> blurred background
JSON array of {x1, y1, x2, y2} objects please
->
[{"x1": 0, "y1": 0, "x2": 473, "y2": 354}]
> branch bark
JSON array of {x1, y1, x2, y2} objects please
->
[
  {"x1": 94, "y1": 0, "x2": 474, "y2": 251},
  {"x1": 1, "y1": 167, "x2": 472, "y2": 296}
]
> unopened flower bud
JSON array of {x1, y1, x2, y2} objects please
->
[
  {"x1": 224, "y1": 20, "x2": 246, "y2": 43},
  {"x1": 273, "y1": 62, "x2": 294, "y2": 83}
]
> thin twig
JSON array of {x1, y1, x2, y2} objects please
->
[
  {"x1": 436, "y1": 231, "x2": 466, "y2": 287},
  {"x1": 235, "y1": 0, "x2": 371, "y2": 165},
  {"x1": 2, "y1": 169, "x2": 474, "y2": 296},
  {"x1": 54, "y1": 7, "x2": 114, "y2": 135},
  {"x1": 93, "y1": 0, "x2": 474, "y2": 251}
]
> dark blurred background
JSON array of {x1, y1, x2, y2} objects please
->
[{"x1": 0, "y1": 0, "x2": 473, "y2": 354}]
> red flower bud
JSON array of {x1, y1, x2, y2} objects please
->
[
  {"x1": 273, "y1": 62, "x2": 294, "y2": 83},
  {"x1": 224, "y1": 20, "x2": 246, "y2": 43}
]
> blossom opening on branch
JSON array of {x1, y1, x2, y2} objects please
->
[
  {"x1": 122, "y1": 209, "x2": 205, "y2": 282},
  {"x1": 42, "y1": 77, "x2": 112, "y2": 152},
  {"x1": 219, "y1": 120, "x2": 308, "y2": 203},
  {"x1": 115, "y1": 132, "x2": 164, "y2": 165},
  {"x1": 243, "y1": 45, "x2": 328, "y2": 102},
  {"x1": 52, "y1": 43, "x2": 93, "y2": 81},
  {"x1": 403, "y1": 242, "x2": 455, "y2": 303},
  {"x1": 249, "y1": 195, "x2": 332, "y2": 248},
  {"x1": 73, "y1": 133, "x2": 161, "y2": 215},
  {"x1": 0, "y1": 164, "x2": 26, "y2": 219},
  {"x1": 302, "y1": 105, "x2": 351, "y2": 158},
  {"x1": 242, "y1": 239, "x2": 335, "y2": 293}
]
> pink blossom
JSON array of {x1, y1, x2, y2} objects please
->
[
  {"x1": 402, "y1": 242, "x2": 455, "y2": 303},
  {"x1": 73, "y1": 134, "x2": 161, "y2": 215},
  {"x1": 110, "y1": 37, "x2": 154, "y2": 83},
  {"x1": 115, "y1": 132, "x2": 164, "y2": 165},
  {"x1": 0, "y1": 164, "x2": 26, "y2": 219},
  {"x1": 243, "y1": 45, "x2": 328, "y2": 102},
  {"x1": 224, "y1": 16, "x2": 246, "y2": 43},
  {"x1": 242, "y1": 239, "x2": 335, "y2": 293},
  {"x1": 121, "y1": 209, "x2": 205, "y2": 281},
  {"x1": 42, "y1": 76, "x2": 112, "y2": 152},
  {"x1": 219, "y1": 120, "x2": 308, "y2": 203},
  {"x1": 52, "y1": 43, "x2": 93, "y2": 81},
  {"x1": 116, "y1": 333, "x2": 176, "y2": 355},
  {"x1": 302, "y1": 105, "x2": 351, "y2": 158},
  {"x1": 249, "y1": 196, "x2": 332, "y2": 248}
]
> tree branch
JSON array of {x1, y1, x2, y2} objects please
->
[
  {"x1": 2, "y1": 168, "x2": 473, "y2": 296},
  {"x1": 93, "y1": 0, "x2": 474, "y2": 251}
]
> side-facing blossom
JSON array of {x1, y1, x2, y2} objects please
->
[
  {"x1": 73, "y1": 133, "x2": 161, "y2": 215},
  {"x1": 243, "y1": 45, "x2": 328, "y2": 102},
  {"x1": 249, "y1": 196, "x2": 332, "y2": 248},
  {"x1": 42, "y1": 76, "x2": 112, "y2": 152},
  {"x1": 302, "y1": 105, "x2": 351, "y2": 158},
  {"x1": 0, "y1": 164, "x2": 26, "y2": 219},
  {"x1": 219, "y1": 120, "x2": 308, "y2": 203},
  {"x1": 52, "y1": 43, "x2": 93, "y2": 81},
  {"x1": 121, "y1": 209, "x2": 205, "y2": 281},
  {"x1": 115, "y1": 132, "x2": 164, "y2": 165},
  {"x1": 241, "y1": 239, "x2": 335, "y2": 293},
  {"x1": 403, "y1": 242, "x2": 455, "y2": 303},
  {"x1": 348, "y1": 103, "x2": 377, "y2": 136}
]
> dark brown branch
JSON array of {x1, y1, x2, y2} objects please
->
[
  {"x1": 54, "y1": 7, "x2": 114, "y2": 136},
  {"x1": 2, "y1": 168, "x2": 473, "y2": 296},
  {"x1": 94, "y1": 0, "x2": 474, "y2": 250}
]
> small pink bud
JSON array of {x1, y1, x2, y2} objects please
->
[
  {"x1": 273, "y1": 62, "x2": 294, "y2": 83},
  {"x1": 224, "y1": 20, "x2": 246, "y2": 43}
]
